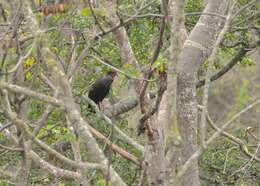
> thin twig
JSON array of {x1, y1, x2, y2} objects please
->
[
  {"x1": 95, "y1": 0, "x2": 157, "y2": 39},
  {"x1": 89, "y1": 54, "x2": 155, "y2": 82},
  {"x1": 82, "y1": 95, "x2": 144, "y2": 153},
  {"x1": 177, "y1": 98, "x2": 260, "y2": 178},
  {"x1": 196, "y1": 39, "x2": 260, "y2": 88},
  {"x1": 138, "y1": 0, "x2": 168, "y2": 136}
]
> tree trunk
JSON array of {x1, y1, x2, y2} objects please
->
[
  {"x1": 176, "y1": 0, "x2": 228, "y2": 185},
  {"x1": 15, "y1": 65, "x2": 32, "y2": 186},
  {"x1": 164, "y1": 0, "x2": 186, "y2": 185},
  {"x1": 144, "y1": 116, "x2": 165, "y2": 186}
]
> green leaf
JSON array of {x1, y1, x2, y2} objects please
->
[
  {"x1": 26, "y1": 57, "x2": 34, "y2": 66},
  {"x1": 25, "y1": 72, "x2": 32, "y2": 80},
  {"x1": 80, "y1": 7, "x2": 91, "y2": 17}
]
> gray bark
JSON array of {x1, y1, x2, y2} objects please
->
[
  {"x1": 42, "y1": 48, "x2": 127, "y2": 186},
  {"x1": 176, "y1": 0, "x2": 228, "y2": 185},
  {"x1": 164, "y1": 0, "x2": 186, "y2": 185},
  {"x1": 105, "y1": 0, "x2": 142, "y2": 91},
  {"x1": 106, "y1": 1, "x2": 141, "y2": 71},
  {"x1": 142, "y1": 0, "x2": 168, "y2": 184},
  {"x1": 143, "y1": 116, "x2": 165, "y2": 186},
  {"x1": 15, "y1": 64, "x2": 32, "y2": 186}
]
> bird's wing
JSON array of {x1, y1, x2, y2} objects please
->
[
  {"x1": 88, "y1": 76, "x2": 113, "y2": 99},
  {"x1": 89, "y1": 76, "x2": 113, "y2": 91}
]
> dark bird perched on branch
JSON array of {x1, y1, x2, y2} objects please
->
[{"x1": 88, "y1": 70, "x2": 118, "y2": 110}]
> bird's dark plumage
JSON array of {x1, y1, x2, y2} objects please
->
[{"x1": 88, "y1": 71, "x2": 117, "y2": 108}]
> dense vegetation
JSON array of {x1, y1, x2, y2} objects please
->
[{"x1": 0, "y1": 0, "x2": 259, "y2": 185}]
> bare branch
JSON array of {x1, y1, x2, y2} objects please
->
[
  {"x1": 196, "y1": 39, "x2": 260, "y2": 88},
  {"x1": 207, "y1": 114, "x2": 260, "y2": 162},
  {"x1": 97, "y1": 0, "x2": 157, "y2": 40},
  {"x1": 177, "y1": 98, "x2": 260, "y2": 178},
  {"x1": 0, "y1": 143, "x2": 23, "y2": 151},
  {"x1": 103, "y1": 97, "x2": 139, "y2": 117},
  {"x1": 138, "y1": 0, "x2": 168, "y2": 136},
  {"x1": 43, "y1": 47, "x2": 127, "y2": 185},
  {"x1": 90, "y1": 54, "x2": 154, "y2": 82},
  {"x1": 231, "y1": 0, "x2": 257, "y2": 21},
  {"x1": 82, "y1": 95, "x2": 144, "y2": 153},
  {"x1": 128, "y1": 12, "x2": 226, "y2": 19},
  {"x1": 29, "y1": 150, "x2": 84, "y2": 181},
  {"x1": 0, "y1": 81, "x2": 63, "y2": 107}
]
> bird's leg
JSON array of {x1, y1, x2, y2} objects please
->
[{"x1": 99, "y1": 102, "x2": 104, "y2": 111}]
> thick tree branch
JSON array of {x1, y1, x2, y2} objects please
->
[
  {"x1": 2, "y1": 107, "x2": 105, "y2": 172},
  {"x1": 29, "y1": 150, "x2": 84, "y2": 181},
  {"x1": 83, "y1": 95, "x2": 144, "y2": 154},
  {"x1": 196, "y1": 39, "x2": 260, "y2": 88},
  {"x1": 0, "y1": 81, "x2": 63, "y2": 107},
  {"x1": 103, "y1": 97, "x2": 139, "y2": 117},
  {"x1": 200, "y1": 1, "x2": 234, "y2": 148},
  {"x1": 43, "y1": 47, "x2": 127, "y2": 185}
]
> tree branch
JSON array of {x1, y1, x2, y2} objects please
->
[
  {"x1": 29, "y1": 150, "x2": 85, "y2": 181},
  {"x1": 196, "y1": 39, "x2": 260, "y2": 88},
  {"x1": 177, "y1": 98, "x2": 260, "y2": 178},
  {"x1": 0, "y1": 81, "x2": 63, "y2": 107}
]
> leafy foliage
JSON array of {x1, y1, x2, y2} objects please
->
[{"x1": 0, "y1": 0, "x2": 259, "y2": 185}]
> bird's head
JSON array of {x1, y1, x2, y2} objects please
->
[{"x1": 107, "y1": 70, "x2": 118, "y2": 80}]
